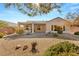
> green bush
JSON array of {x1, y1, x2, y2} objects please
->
[
  {"x1": 44, "y1": 41, "x2": 79, "y2": 56},
  {"x1": 53, "y1": 33, "x2": 58, "y2": 37},
  {"x1": 74, "y1": 32, "x2": 79, "y2": 35},
  {"x1": 0, "y1": 32, "x2": 5, "y2": 38},
  {"x1": 57, "y1": 30, "x2": 63, "y2": 34}
]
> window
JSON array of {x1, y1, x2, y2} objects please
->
[
  {"x1": 54, "y1": 25, "x2": 58, "y2": 31},
  {"x1": 51, "y1": 25, "x2": 53, "y2": 31},
  {"x1": 26, "y1": 26, "x2": 29, "y2": 30},
  {"x1": 54, "y1": 25, "x2": 62, "y2": 31}
]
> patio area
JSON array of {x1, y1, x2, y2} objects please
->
[{"x1": 3, "y1": 32, "x2": 79, "y2": 41}]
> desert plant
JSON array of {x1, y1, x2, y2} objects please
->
[
  {"x1": 31, "y1": 42, "x2": 38, "y2": 53},
  {"x1": 44, "y1": 41, "x2": 79, "y2": 56},
  {"x1": 74, "y1": 32, "x2": 79, "y2": 35},
  {"x1": 0, "y1": 32, "x2": 5, "y2": 38}
]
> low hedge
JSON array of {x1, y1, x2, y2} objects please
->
[
  {"x1": 74, "y1": 32, "x2": 79, "y2": 35},
  {"x1": 57, "y1": 30, "x2": 63, "y2": 34}
]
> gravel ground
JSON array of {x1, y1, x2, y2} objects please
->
[{"x1": 0, "y1": 38, "x2": 79, "y2": 56}]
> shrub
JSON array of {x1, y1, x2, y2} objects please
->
[
  {"x1": 47, "y1": 32, "x2": 51, "y2": 34},
  {"x1": 31, "y1": 42, "x2": 38, "y2": 53},
  {"x1": 74, "y1": 32, "x2": 79, "y2": 35},
  {"x1": 26, "y1": 33, "x2": 31, "y2": 35},
  {"x1": 0, "y1": 32, "x2": 5, "y2": 38},
  {"x1": 57, "y1": 30, "x2": 63, "y2": 34},
  {"x1": 44, "y1": 41, "x2": 79, "y2": 56},
  {"x1": 53, "y1": 33, "x2": 58, "y2": 37}
]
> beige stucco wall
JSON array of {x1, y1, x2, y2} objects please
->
[
  {"x1": 19, "y1": 23, "x2": 46, "y2": 33},
  {"x1": 70, "y1": 26, "x2": 79, "y2": 34},
  {"x1": 46, "y1": 23, "x2": 51, "y2": 33},
  {"x1": 18, "y1": 23, "x2": 25, "y2": 30}
]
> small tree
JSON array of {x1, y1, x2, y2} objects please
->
[{"x1": 4, "y1": 3, "x2": 62, "y2": 16}]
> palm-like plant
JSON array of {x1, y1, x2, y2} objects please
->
[{"x1": 4, "y1": 3, "x2": 62, "y2": 16}]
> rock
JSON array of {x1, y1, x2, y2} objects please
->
[
  {"x1": 23, "y1": 45, "x2": 28, "y2": 51},
  {"x1": 15, "y1": 44, "x2": 21, "y2": 50}
]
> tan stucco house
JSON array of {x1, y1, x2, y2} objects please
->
[{"x1": 17, "y1": 17, "x2": 79, "y2": 34}]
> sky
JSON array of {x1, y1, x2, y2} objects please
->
[{"x1": 0, "y1": 3, "x2": 79, "y2": 23}]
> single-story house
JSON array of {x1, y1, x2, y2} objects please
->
[{"x1": 18, "y1": 17, "x2": 79, "y2": 34}]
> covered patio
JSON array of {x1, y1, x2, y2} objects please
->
[{"x1": 18, "y1": 22, "x2": 46, "y2": 33}]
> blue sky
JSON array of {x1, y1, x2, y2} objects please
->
[{"x1": 0, "y1": 3, "x2": 79, "y2": 23}]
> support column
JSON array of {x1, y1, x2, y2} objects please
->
[
  {"x1": 62, "y1": 26, "x2": 63, "y2": 31},
  {"x1": 53, "y1": 25, "x2": 55, "y2": 31},
  {"x1": 32, "y1": 24, "x2": 34, "y2": 33}
]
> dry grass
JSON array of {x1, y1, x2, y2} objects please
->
[{"x1": 0, "y1": 38, "x2": 79, "y2": 56}]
